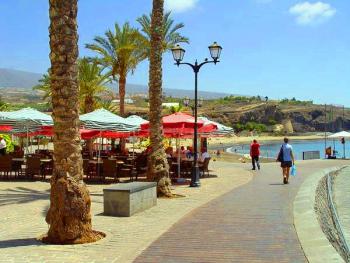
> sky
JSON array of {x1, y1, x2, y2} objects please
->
[{"x1": 0, "y1": 0, "x2": 349, "y2": 106}]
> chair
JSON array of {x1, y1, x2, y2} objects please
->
[
  {"x1": 25, "y1": 157, "x2": 41, "y2": 180},
  {"x1": 42, "y1": 160, "x2": 54, "y2": 180},
  {"x1": 11, "y1": 159, "x2": 24, "y2": 179},
  {"x1": 103, "y1": 159, "x2": 117, "y2": 182},
  {"x1": 199, "y1": 157, "x2": 211, "y2": 177},
  {"x1": 0, "y1": 155, "x2": 13, "y2": 179}
]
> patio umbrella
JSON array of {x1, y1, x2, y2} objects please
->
[
  {"x1": 328, "y1": 131, "x2": 350, "y2": 159},
  {"x1": 80, "y1": 109, "x2": 138, "y2": 133},
  {"x1": 198, "y1": 117, "x2": 234, "y2": 136},
  {"x1": 328, "y1": 131, "x2": 350, "y2": 138},
  {"x1": 140, "y1": 112, "x2": 208, "y2": 136},
  {"x1": 141, "y1": 112, "x2": 217, "y2": 178},
  {"x1": 0, "y1": 108, "x2": 53, "y2": 153}
]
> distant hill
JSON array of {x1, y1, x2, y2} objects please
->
[
  {"x1": 0, "y1": 68, "x2": 42, "y2": 88},
  {"x1": 0, "y1": 68, "x2": 231, "y2": 99}
]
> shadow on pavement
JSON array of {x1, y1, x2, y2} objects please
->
[
  {"x1": 0, "y1": 238, "x2": 45, "y2": 249},
  {"x1": 0, "y1": 187, "x2": 49, "y2": 206}
]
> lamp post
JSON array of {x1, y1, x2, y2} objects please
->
[
  {"x1": 171, "y1": 42, "x2": 222, "y2": 187},
  {"x1": 183, "y1": 96, "x2": 204, "y2": 115}
]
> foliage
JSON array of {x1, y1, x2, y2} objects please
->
[
  {"x1": 0, "y1": 134, "x2": 16, "y2": 153},
  {"x1": 137, "y1": 11, "x2": 189, "y2": 56},
  {"x1": 78, "y1": 58, "x2": 112, "y2": 113},
  {"x1": 168, "y1": 104, "x2": 183, "y2": 114},
  {"x1": 32, "y1": 59, "x2": 111, "y2": 113},
  {"x1": 234, "y1": 122, "x2": 267, "y2": 133},
  {"x1": 33, "y1": 71, "x2": 52, "y2": 102},
  {"x1": 280, "y1": 97, "x2": 313, "y2": 105},
  {"x1": 86, "y1": 22, "x2": 145, "y2": 80},
  {"x1": 0, "y1": 96, "x2": 9, "y2": 111}
]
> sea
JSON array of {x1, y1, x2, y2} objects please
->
[{"x1": 226, "y1": 139, "x2": 350, "y2": 160}]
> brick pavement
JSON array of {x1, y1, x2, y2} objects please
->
[
  {"x1": 0, "y1": 161, "x2": 252, "y2": 263},
  {"x1": 135, "y1": 160, "x2": 349, "y2": 263}
]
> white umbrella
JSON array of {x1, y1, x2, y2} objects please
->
[
  {"x1": 328, "y1": 131, "x2": 350, "y2": 159},
  {"x1": 328, "y1": 131, "x2": 350, "y2": 138}
]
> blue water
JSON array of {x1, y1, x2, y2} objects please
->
[{"x1": 227, "y1": 139, "x2": 350, "y2": 160}]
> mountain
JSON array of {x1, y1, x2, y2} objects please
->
[
  {"x1": 0, "y1": 68, "x2": 231, "y2": 99},
  {"x1": 0, "y1": 68, "x2": 42, "y2": 88}
]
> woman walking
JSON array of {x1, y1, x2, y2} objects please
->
[{"x1": 277, "y1": 137, "x2": 295, "y2": 184}]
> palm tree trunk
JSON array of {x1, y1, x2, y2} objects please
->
[
  {"x1": 44, "y1": 0, "x2": 103, "y2": 244},
  {"x1": 147, "y1": 0, "x2": 172, "y2": 197},
  {"x1": 118, "y1": 75, "x2": 126, "y2": 117},
  {"x1": 119, "y1": 75, "x2": 126, "y2": 151}
]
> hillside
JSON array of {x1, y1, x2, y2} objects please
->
[
  {"x1": 0, "y1": 68, "x2": 230, "y2": 99},
  {"x1": 199, "y1": 97, "x2": 350, "y2": 133}
]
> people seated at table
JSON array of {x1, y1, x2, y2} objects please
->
[
  {"x1": 185, "y1": 146, "x2": 193, "y2": 159},
  {"x1": 0, "y1": 136, "x2": 7, "y2": 156},
  {"x1": 199, "y1": 147, "x2": 210, "y2": 163},
  {"x1": 165, "y1": 146, "x2": 173, "y2": 158}
]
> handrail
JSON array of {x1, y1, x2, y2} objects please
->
[{"x1": 327, "y1": 172, "x2": 350, "y2": 262}]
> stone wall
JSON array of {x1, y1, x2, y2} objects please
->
[{"x1": 315, "y1": 171, "x2": 349, "y2": 262}]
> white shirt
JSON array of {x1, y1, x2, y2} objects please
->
[
  {"x1": 200, "y1": 151, "x2": 210, "y2": 162},
  {"x1": 0, "y1": 139, "x2": 6, "y2": 150}
]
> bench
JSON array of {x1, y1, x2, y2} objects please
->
[{"x1": 103, "y1": 182, "x2": 157, "y2": 217}]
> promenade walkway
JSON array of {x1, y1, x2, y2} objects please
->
[
  {"x1": 0, "y1": 161, "x2": 251, "y2": 262},
  {"x1": 135, "y1": 160, "x2": 349, "y2": 263}
]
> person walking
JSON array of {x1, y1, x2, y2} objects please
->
[
  {"x1": 277, "y1": 137, "x2": 295, "y2": 184},
  {"x1": 0, "y1": 136, "x2": 6, "y2": 156},
  {"x1": 250, "y1": 139, "x2": 260, "y2": 170}
]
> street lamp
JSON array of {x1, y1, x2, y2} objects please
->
[
  {"x1": 183, "y1": 96, "x2": 204, "y2": 115},
  {"x1": 171, "y1": 42, "x2": 222, "y2": 187}
]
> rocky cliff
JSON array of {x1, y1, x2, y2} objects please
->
[{"x1": 201, "y1": 102, "x2": 350, "y2": 133}]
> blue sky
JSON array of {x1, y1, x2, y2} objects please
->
[{"x1": 0, "y1": 0, "x2": 349, "y2": 106}]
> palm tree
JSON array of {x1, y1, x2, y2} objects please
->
[
  {"x1": 33, "y1": 71, "x2": 52, "y2": 103},
  {"x1": 44, "y1": 0, "x2": 102, "y2": 244},
  {"x1": 147, "y1": 0, "x2": 172, "y2": 197},
  {"x1": 33, "y1": 59, "x2": 111, "y2": 114},
  {"x1": 137, "y1": 11, "x2": 189, "y2": 56},
  {"x1": 86, "y1": 23, "x2": 145, "y2": 117},
  {"x1": 78, "y1": 58, "x2": 111, "y2": 114}
]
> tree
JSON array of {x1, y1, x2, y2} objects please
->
[
  {"x1": 137, "y1": 11, "x2": 189, "y2": 56},
  {"x1": 44, "y1": 0, "x2": 103, "y2": 244},
  {"x1": 33, "y1": 59, "x2": 111, "y2": 114},
  {"x1": 78, "y1": 58, "x2": 111, "y2": 114},
  {"x1": 147, "y1": 0, "x2": 172, "y2": 197},
  {"x1": 0, "y1": 96, "x2": 8, "y2": 111},
  {"x1": 33, "y1": 71, "x2": 52, "y2": 103},
  {"x1": 86, "y1": 23, "x2": 145, "y2": 116}
]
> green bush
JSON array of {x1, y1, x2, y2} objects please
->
[{"x1": 0, "y1": 134, "x2": 16, "y2": 153}]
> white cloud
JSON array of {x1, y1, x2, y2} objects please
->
[
  {"x1": 289, "y1": 2, "x2": 336, "y2": 25},
  {"x1": 164, "y1": 0, "x2": 199, "y2": 13}
]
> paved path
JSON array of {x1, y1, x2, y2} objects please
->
[
  {"x1": 0, "y1": 161, "x2": 251, "y2": 262},
  {"x1": 135, "y1": 160, "x2": 349, "y2": 263},
  {"x1": 334, "y1": 166, "x2": 350, "y2": 246}
]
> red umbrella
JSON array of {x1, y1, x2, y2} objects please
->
[
  {"x1": 0, "y1": 125, "x2": 12, "y2": 132},
  {"x1": 141, "y1": 112, "x2": 216, "y2": 138},
  {"x1": 141, "y1": 112, "x2": 217, "y2": 138}
]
